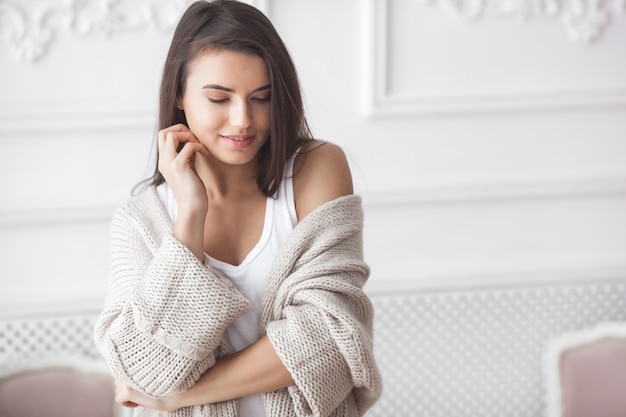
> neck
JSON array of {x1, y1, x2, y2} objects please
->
[{"x1": 195, "y1": 154, "x2": 261, "y2": 199}]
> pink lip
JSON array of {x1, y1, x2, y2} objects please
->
[{"x1": 222, "y1": 134, "x2": 255, "y2": 148}]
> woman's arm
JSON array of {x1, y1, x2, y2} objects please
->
[
  {"x1": 113, "y1": 141, "x2": 357, "y2": 410},
  {"x1": 158, "y1": 123, "x2": 211, "y2": 261},
  {"x1": 115, "y1": 336, "x2": 294, "y2": 411},
  {"x1": 94, "y1": 195, "x2": 250, "y2": 397},
  {"x1": 179, "y1": 335, "x2": 294, "y2": 405},
  {"x1": 292, "y1": 141, "x2": 354, "y2": 220},
  {"x1": 262, "y1": 142, "x2": 381, "y2": 416},
  {"x1": 114, "y1": 142, "x2": 381, "y2": 414},
  {"x1": 114, "y1": 196, "x2": 381, "y2": 415}
]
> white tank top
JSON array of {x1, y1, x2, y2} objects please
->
[{"x1": 156, "y1": 154, "x2": 298, "y2": 417}]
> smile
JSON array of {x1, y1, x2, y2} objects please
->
[
  {"x1": 224, "y1": 135, "x2": 254, "y2": 141},
  {"x1": 222, "y1": 135, "x2": 255, "y2": 148}
]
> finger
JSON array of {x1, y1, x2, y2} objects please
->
[
  {"x1": 159, "y1": 130, "x2": 190, "y2": 157},
  {"x1": 157, "y1": 124, "x2": 198, "y2": 145},
  {"x1": 157, "y1": 124, "x2": 197, "y2": 158},
  {"x1": 157, "y1": 123, "x2": 187, "y2": 149},
  {"x1": 115, "y1": 384, "x2": 139, "y2": 407},
  {"x1": 176, "y1": 142, "x2": 211, "y2": 165},
  {"x1": 158, "y1": 134, "x2": 200, "y2": 177},
  {"x1": 159, "y1": 123, "x2": 189, "y2": 137},
  {"x1": 114, "y1": 379, "x2": 125, "y2": 394}
]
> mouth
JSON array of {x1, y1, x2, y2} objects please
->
[{"x1": 222, "y1": 134, "x2": 255, "y2": 148}]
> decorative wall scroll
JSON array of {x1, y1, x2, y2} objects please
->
[
  {"x1": 416, "y1": 0, "x2": 625, "y2": 44},
  {"x1": 365, "y1": 0, "x2": 626, "y2": 116},
  {"x1": 0, "y1": 0, "x2": 267, "y2": 63}
]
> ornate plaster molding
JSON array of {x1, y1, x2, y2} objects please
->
[
  {"x1": 364, "y1": 0, "x2": 626, "y2": 115},
  {"x1": 417, "y1": 0, "x2": 626, "y2": 43},
  {"x1": 0, "y1": 0, "x2": 267, "y2": 64}
]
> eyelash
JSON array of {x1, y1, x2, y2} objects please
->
[{"x1": 207, "y1": 97, "x2": 271, "y2": 104}]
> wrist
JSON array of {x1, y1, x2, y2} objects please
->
[
  {"x1": 164, "y1": 393, "x2": 184, "y2": 412},
  {"x1": 172, "y1": 208, "x2": 206, "y2": 261},
  {"x1": 177, "y1": 201, "x2": 207, "y2": 220},
  {"x1": 174, "y1": 366, "x2": 220, "y2": 408},
  {"x1": 174, "y1": 385, "x2": 201, "y2": 410}
]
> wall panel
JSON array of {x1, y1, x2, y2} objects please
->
[
  {"x1": 364, "y1": 192, "x2": 626, "y2": 292},
  {"x1": 0, "y1": 217, "x2": 111, "y2": 315},
  {"x1": 0, "y1": 0, "x2": 176, "y2": 316},
  {"x1": 1, "y1": 1, "x2": 625, "y2": 413},
  {"x1": 365, "y1": 0, "x2": 626, "y2": 115}
]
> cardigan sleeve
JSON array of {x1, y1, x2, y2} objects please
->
[
  {"x1": 94, "y1": 202, "x2": 250, "y2": 397},
  {"x1": 263, "y1": 196, "x2": 382, "y2": 417}
]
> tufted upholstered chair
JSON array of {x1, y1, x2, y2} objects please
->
[
  {"x1": 545, "y1": 323, "x2": 626, "y2": 417},
  {"x1": 0, "y1": 355, "x2": 129, "y2": 417}
]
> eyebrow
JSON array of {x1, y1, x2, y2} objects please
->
[{"x1": 202, "y1": 83, "x2": 271, "y2": 93}]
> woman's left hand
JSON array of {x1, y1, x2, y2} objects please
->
[{"x1": 114, "y1": 379, "x2": 179, "y2": 412}]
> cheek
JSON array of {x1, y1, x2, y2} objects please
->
[
  {"x1": 257, "y1": 108, "x2": 271, "y2": 132},
  {"x1": 185, "y1": 107, "x2": 223, "y2": 133}
]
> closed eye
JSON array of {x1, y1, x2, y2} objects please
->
[{"x1": 208, "y1": 97, "x2": 228, "y2": 104}]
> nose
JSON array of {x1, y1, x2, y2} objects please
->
[{"x1": 230, "y1": 99, "x2": 252, "y2": 129}]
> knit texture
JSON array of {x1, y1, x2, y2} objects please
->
[{"x1": 94, "y1": 187, "x2": 382, "y2": 417}]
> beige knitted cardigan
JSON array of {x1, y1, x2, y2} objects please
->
[{"x1": 94, "y1": 187, "x2": 382, "y2": 417}]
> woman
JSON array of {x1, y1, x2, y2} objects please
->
[{"x1": 93, "y1": 1, "x2": 382, "y2": 416}]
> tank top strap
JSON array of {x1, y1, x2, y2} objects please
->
[{"x1": 273, "y1": 149, "x2": 299, "y2": 227}]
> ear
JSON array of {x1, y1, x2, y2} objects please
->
[{"x1": 176, "y1": 97, "x2": 183, "y2": 110}]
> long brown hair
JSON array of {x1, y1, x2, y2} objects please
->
[{"x1": 142, "y1": 0, "x2": 312, "y2": 196}]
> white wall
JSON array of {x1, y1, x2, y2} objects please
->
[
  {"x1": 1, "y1": 0, "x2": 173, "y2": 315},
  {"x1": 1, "y1": 0, "x2": 626, "y2": 415},
  {"x1": 279, "y1": 0, "x2": 626, "y2": 294},
  {"x1": 1, "y1": 0, "x2": 625, "y2": 312}
]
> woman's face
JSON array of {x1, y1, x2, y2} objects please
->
[{"x1": 178, "y1": 49, "x2": 271, "y2": 167}]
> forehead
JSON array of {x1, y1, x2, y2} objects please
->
[{"x1": 186, "y1": 49, "x2": 269, "y2": 88}]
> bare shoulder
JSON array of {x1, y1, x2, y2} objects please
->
[{"x1": 293, "y1": 140, "x2": 354, "y2": 221}]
